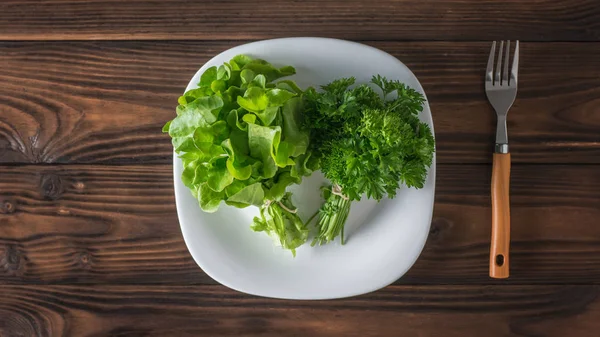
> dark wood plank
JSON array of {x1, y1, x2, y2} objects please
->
[
  {"x1": 1, "y1": 164, "x2": 599, "y2": 285},
  {"x1": 410, "y1": 164, "x2": 600, "y2": 284},
  {"x1": 1, "y1": 0, "x2": 599, "y2": 41},
  {"x1": 0, "y1": 165, "x2": 212, "y2": 285},
  {"x1": 1, "y1": 41, "x2": 599, "y2": 164},
  {"x1": 0, "y1": 284, "x2": 599, "y2": 336}
]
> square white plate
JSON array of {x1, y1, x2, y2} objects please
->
[{"x1": 174, "y1": 37, "x2": 435, "y2": 299}]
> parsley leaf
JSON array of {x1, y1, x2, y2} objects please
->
[{"x1": 305, "y1": 75, "x2": 435, "y2": 245}]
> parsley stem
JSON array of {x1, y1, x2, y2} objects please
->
[
  {"x1": 312, "y1": 186, "x2": 352, "y2": 246},
  {"x1": 305, "y1": 210, "x2": 319, "y2": 226}
]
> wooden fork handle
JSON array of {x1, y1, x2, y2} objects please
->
[{"x1": 490, "y1": 152, "x2": 511, "y2": 278}]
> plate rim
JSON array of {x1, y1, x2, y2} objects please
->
[{"x1": 174, "y1": 37, "x2": 436, "y2": 299}]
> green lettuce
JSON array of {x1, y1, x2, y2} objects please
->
[
  {"x1": 163, "y1": 54, "x2": 312, "y2": 255},
  {"x1": 251, "y1": 193, "x2": 308, "y2": 257}
]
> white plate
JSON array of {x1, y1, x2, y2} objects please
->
[{"x1": 174, "y1": 37, "x2": 435, "y2": 300}]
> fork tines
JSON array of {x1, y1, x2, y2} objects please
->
[{"x1": 486, "y1": 40, "x2": 519, "y2": 88}]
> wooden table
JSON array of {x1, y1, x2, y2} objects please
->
[{"x1": 1, "y1": 1, "x2": 599, "y2": 336}]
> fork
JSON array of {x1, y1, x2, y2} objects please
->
[{"x1": 485, "y1": 40, "x2": 519, "y2": 279}]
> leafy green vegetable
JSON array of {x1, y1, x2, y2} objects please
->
[
  {"x1": 311, "y1": 185, "x2": 351, "y2": 246},
  {"x1": 169, "y1": 96, "x2": 224, "y2": 151},
  {"x1": 206, "y1": 158, "x2": 234, "y2": 192},
  {"x1": 276, "y1": 80, "x2": 303, "y2": 94},
  {"x1": 163, "y1": 53, "x2": 435, "y2": 256},
  {"x1": 251, "y1": 193, "x2": 308, "y2": 257},
  {"x1": 281, "y1": 97, "x2": 309, "y2": 157},
  {"x1": 199, "y1": 183, "x2": 225, "y2": 213},
  {"x1": 227, "y1": 182, "x2": 265, "y2": 207},
  {"x1": 247, "y1": 123, "x2": 281, "y2": 179},
  {"x1": 237, "y1": 87, "x2": 269, "y2": 113},
  {"x1": 163, "y1": 54, "x2": 313, "y2": 255},
  {"x1": 304, "y1": 75, "x2": 435, "y2": 245},
  {"x1": 264, "y1": 172, "x2": 301, "y2": 202}
]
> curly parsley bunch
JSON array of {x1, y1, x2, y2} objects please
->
[{"x1": 303, "y1": 76, "x2": 435, "y2": 245}]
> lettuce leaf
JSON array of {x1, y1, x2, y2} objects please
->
[
  {"x1": 251, "y1": 193, "x2": 308, "y2": 257},
  {"x1": 247, "y1": 123, "x2": 281, "y2": 179},
  {"x1": 164, "y1": 54, "x2": 311, "y2": 254},
  {"x1": 227, "y1": 182, "x2": 265, "y2": 207}
]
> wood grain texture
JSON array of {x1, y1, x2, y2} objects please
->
[
  {"x1": 1, "y1": 41, "x2": 599, "y2": 164},
  {"x1": 0, "y1": 0, "x2": 599, "y2": 41},
  {"x1": 0, "y1": 284, "x2": 599, "y2": 337},
  {"x1": 1, "y1": 0, "x2": 598, "y2": 334},
  {"x1": 0, "y1": 165, "x2": 211, "y2": 285},
  {"x1": 1, "y1": 164, "x2": 598, "y2": 285},
  {"x1": 490, "y1": 153, "x2": 511, "y2": 279}
]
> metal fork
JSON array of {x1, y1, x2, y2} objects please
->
[{"x1": 485, "y1": 40, "x2": 519, "y2": 279}]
